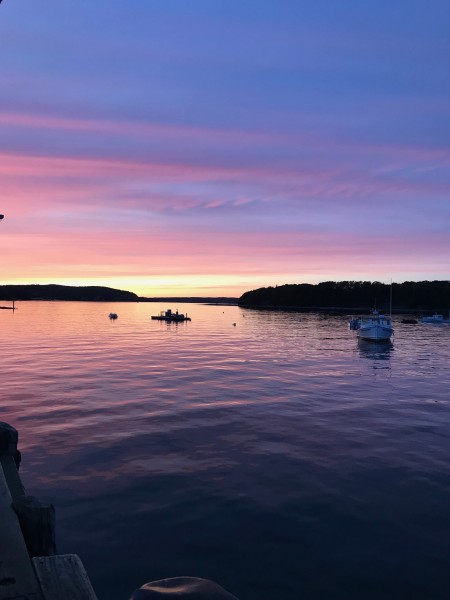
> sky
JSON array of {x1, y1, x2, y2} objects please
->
[{"x1": 0, "y1": 1, "x2": 449, "y2": 297}]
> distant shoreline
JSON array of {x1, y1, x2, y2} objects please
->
[
  {"x1": 0, "y1": 283, "x2": 239, "y2": 304},
  {"x1": 138, "y1": 297, "x2": 238, "y2": 304},
  {"x1": 1, "y1": 281, "x2": 448, "y2": 312}
]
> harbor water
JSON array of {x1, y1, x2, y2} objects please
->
[{"x1": 1, "y1": 301, "x2": 450, "y2": 599}]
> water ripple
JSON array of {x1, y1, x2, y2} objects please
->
[{"x1": 1, "y1": 303, "x2": 450, "y2": 599}]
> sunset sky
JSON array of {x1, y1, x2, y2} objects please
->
[{"x1": 1, "y1": 1, "x2": 449, "y2": 297}]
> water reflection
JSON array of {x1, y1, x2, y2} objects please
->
[
  {"x1": 358, "y1": 339, "x2": 393, "y2": 368},
  {"x1": 2, "y1": 304, "x2": 450, "y2": 600}
]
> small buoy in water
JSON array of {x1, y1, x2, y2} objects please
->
[
  {"x1": 232, "y1": 322, "x2": 236, "y2": 326},
  {"x1": 109, "y1": 313, "x2": 118, "y2": 320}
]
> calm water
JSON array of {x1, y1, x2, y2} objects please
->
[{"x1": 1, "y1": 302, "x2": 450, "y2": 599}]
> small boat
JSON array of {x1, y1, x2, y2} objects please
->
[
  {"x1": 401, "y1": 318, "x2": 418, "y2": 324},
  {"x1": 350, "y1": 310, "x2": 394, "y2": 342},
  {"x1": 151, "y1": 309, "x2": 191, "y2": 322},
  {"x1": 109, "y1": 313, "x2": 118, "y2": 320},
  {"x1": 350, "y1": 282, "x2": 395, "y2": 342},
  {"x1": 421, "y1": 313, "x2": 446, "y2": 324}
]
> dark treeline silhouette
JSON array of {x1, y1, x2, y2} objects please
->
[
  {"x1": 239, "y1": 280, "x2": 450, "y2": 312},
  {"x1": 0, "y1": 284, "x2": 138, "y2": 302}
]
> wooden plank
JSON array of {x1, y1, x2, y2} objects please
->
[
  {"x1": 0, "y1": 454, "x2": 25, "y2": 501},
  {"x1": 0, "y1": 459, "x2": 12, "y2": 509},
  {"x1": 33, "y1": 555, "x2": 99, "y2": 600},
  {"x1": 0, "y1": 490, "x2": 44, "y2": 600}
]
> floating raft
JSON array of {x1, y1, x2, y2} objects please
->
[{"x1": 151, "y1": 309, "x2": 191, "y2": 322}]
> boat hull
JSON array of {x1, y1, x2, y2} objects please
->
[
  {"x1": 151, "y1": 316, "x2": 191, "y2": 322},
  {"x1": 357, "y1": 325, "x2": 393, "y2": 342},
  {"x1": 353, "y1": 311, "x2": 394, "y2": 342}
]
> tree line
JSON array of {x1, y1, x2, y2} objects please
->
[
  {"x1": 238, "y1": 280, "x2": 450, "y2": 312},
  {"x1": 0, "y1": 284, "x2": 138, "y2": 302}
]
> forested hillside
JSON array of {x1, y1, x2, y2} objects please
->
[
  {"x1": 0, "y1": 284, "x2": 138, "y2": 302},
  {"x1": 239, "y1": 281, "x2": 450, "y2": 312}
]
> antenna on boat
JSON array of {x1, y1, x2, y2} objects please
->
[{"x1": 390, "y1": 279, "x2": 392, "y2": 318}]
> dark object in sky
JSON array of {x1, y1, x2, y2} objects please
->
[{"x1": 0, "y1": 215, "x2": 4, "y2": 220}]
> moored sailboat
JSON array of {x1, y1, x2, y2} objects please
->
[
  {"x1": 355, "y1": 310, "x2": 394, "y2": 341},
  {"x1": 349, "y1": 282, "x2": 394, "y2": 342}
]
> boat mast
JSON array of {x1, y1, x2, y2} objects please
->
[{"x1": 390, "y1": 279, "x2": 392, "y2": 318}]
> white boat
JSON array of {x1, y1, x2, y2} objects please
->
[
  {"x1": 349, "y1": 281, "x2": 395, "y2": 342},
  {"x1": 350, "y1": 310, "x2": 394, "y2": 342},
  {"x1": 421, "y1": 313, "x2": 444, "y2": 324}
]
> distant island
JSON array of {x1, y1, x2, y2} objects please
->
[
  {"x1": 238, "y1": 280, "x2": 450, "y2": 313},
  {"x1": 0, "y1": 284, "x2": 138, "y2": 302},
  {"x1": 0, "y1": 284, "x2": 238, "y2": 304}
]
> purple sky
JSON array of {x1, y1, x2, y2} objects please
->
[{"x1": 1, "y1": 1, "x2": 449, "y2": 296}]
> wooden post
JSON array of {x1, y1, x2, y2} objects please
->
[
  {"x1": 0, "y1": 421, "x2": 18, "y2": 455},
  {"x1": 0, "y1": 422, "x2": 99, "y2": 600},
  {"x1": 0, "y1": 422, "x2": 56, "y2": 557},
  {"x1": 0, "y1": 423, "x2": 44, "y2": 600},
  {"x1": 13, "y1": 495, "x2": 57, "y2": 557}
]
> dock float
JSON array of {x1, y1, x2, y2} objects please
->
[{"x1": 151, "y1": 309, "x2": 191, "y2": 322}]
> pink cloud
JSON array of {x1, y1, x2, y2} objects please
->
[{"x1": 1, "y1": 110, "x2": 449, "y2": 294}]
